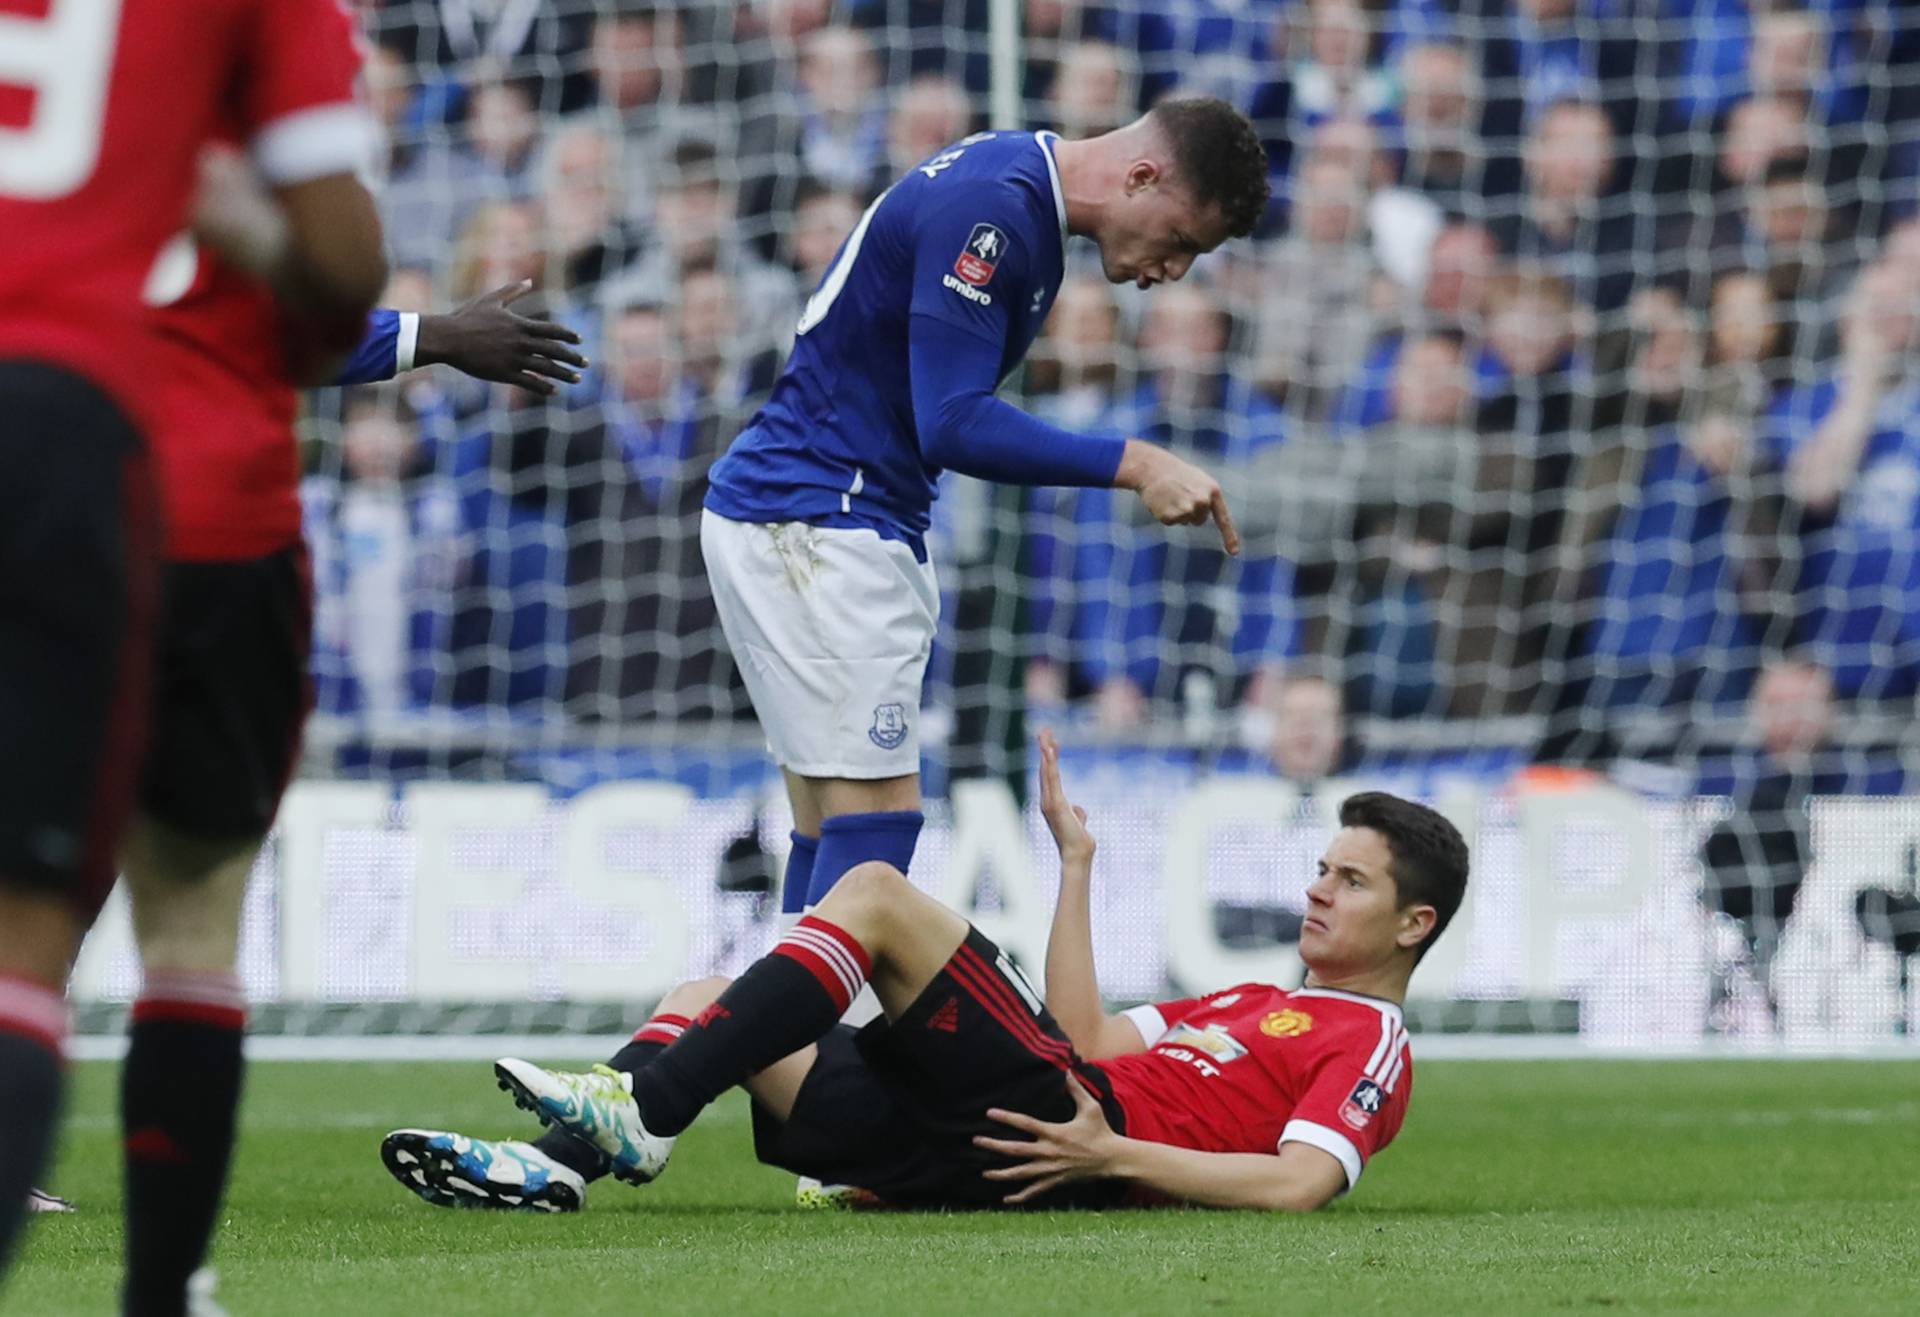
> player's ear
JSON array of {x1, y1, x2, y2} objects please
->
[
  {"x1": 1395, "y1": 904, "x2": 1437, "y2": 953},
  {"x1": 1125, "y1": 159, "x2": 1161, "y2": 195}
]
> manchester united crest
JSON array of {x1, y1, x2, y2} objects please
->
[{"x1": 1260, "y1": 1009, "x2": 1314, "y2": 1039}]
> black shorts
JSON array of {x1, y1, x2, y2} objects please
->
[
  {"x1": 752, "y1": 928, "x2": 1130, "y2": 1209},
  {"x1": 139, "y1": 545, "x2": 313, "y2": 845},
  {"x1": 0, "y1": 361, "x2": 160, "y2": 913}
]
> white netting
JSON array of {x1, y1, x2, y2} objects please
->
[{"x1": 218, "y1": 0, "x2": 1920, "y2": 1044}]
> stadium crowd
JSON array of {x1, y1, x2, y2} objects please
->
[{"x1": 308, "y1": 0, "x2": 1920, "y2": 767}]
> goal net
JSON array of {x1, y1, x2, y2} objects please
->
[{"x1": 75, "y1": 0, "x2": 1920, "y2": 1050}]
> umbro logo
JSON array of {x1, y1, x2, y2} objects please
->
[
  {"x1": 942, "y1": 272, "x2": 993, "y2": 305},
  {"x1": 926, "y1": 996, "x2": 961, "y2": 1033}
]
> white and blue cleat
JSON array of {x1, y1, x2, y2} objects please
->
[
  {"x1": 493, "y1": 1058, "x2": 674, "y2": 1187},
  {"x1": 380, "y1": 1129, "x2": 586, "y2": 1213}
]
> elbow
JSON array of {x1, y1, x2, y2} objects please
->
[
  {"x1": 1265, "y1": 1186, "x2": 1332, "y2": 1214},
  {"x1": 916, "y1": 390, "x2": 993, "y2": 471},
  {"x1": 918, "y1": 407, "x2": 971, "y2": 470}
]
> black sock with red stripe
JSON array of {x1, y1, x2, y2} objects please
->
[
  {"x1": 122, "y1": 970, "x2": 246, "y2": 1317},
  {"x1": 531, "y1": 1013, "x2": 689, "y2": 1179},
  {"x1": 632, "y1": 917, "x2": 872, "y2": 1137},
  {"x1": 0, "y1": 973, "x2": 66, "y2": 1275}
]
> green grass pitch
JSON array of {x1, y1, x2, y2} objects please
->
[{"x1": 6, "y1": 1059, "x2": 1917, "y2": 1315}]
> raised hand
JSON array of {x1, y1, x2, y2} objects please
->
[{"x1": 1037, "y1": 729, "x2": 1094, "y2": 867}]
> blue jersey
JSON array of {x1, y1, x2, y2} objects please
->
[{"x1": 705, "y1": 131, "x2": 1072, "y2": 547}]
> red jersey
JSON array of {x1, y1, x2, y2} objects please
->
[
  {"x1": 1094, "y1": 983, "x2": 1412, "y2": 1193},
  {"x1": 146, "y1": 247, "x2": 322, "y2": 560},
  {"x1": 0, "y1": 0, "x2": 371, "y2": 475}
]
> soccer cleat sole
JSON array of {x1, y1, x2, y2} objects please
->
[
  {"x1": 379, "y1": 1130, "x2": 581, "y2": 1213},
  {"x1": 492, "y1": 1062, "x2": 656, "y2": 1188}
]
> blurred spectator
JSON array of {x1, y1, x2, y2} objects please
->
[
  {"x1": 466, "y1": 76, "x2": 544, "y2": 197},
  {"x1": 365, "y1": 38, "x2": 493, "y2": 272},
  {"x1": 784, "y1": 180, "x2": 865, "y2": 291},
  {"x1": 1492, "y1": 98, "x2": 1637, "y2": 315},
  {"x1": 1343, "y1": 331, "x2": 1482, "y2": 716},
  {"x1": 1718, "y1": 93, "x2": 1816, "y2": 193},
  {"x1": 674, "y1": 263, "x2": 783, "y2": 454},
  {"x1": 570, "y1": 2, "x2": 727, "y2": 222},
  {"x1": 1307, "y1": 111, "x2": 1395, "y2": 192},
  {"x1": 1663, "y1": 1, "x2": 1876, "y2": 135},
  {"x1": 794, "y1": 26, "x2": 889, "y2": 191},
  {"x1": 335, "y1": 393, "x2": 426, "y2": 717},
  {"x1": 1769, "y1": 259, "x2": 1920, "y2": 698},
  {"x1": 370, "y1": 0, "x2": 595, "y2": 115},
  {"x1": 305, "y1": 389, "x2": 466, "y2": 717},
  {"x1": 540, "y1": 122, "x2": 643, "y2": 300},
  {"x1": 1281, "y1": 0, "x2": 1401, "y2": 137},
  {"x1": 888, "y1": 75, "x2": 976, "y2": 177},
  {"x1": 1237, "y1": 153, "x2": 1381, "y2": 416},
  {"x1": 1749, "y1": 3, "x2": 1872, "y2": 128},
  {"x1": 1393, "y1": 38, "x2": 1504, "y2": 218},
  {"x1": 1336, "y1": 221, "x2": 1505, "y2": 431},
  {"x1": 1749, "y1": 156, "x2": 1860, "y2": 360},
  {"x1": 608, "y1": 140, "x2": 800, "y2": 355},
  {"x1": 1098, "y1": 0, "x2": 1286, "y2": 109},
  {"x1": 602, "y1": 301, "x2": 687, "y2": 501},
  {"x1": 450, "y1": 201, "x2": 547, "y2": 301},
  {"x1": 1264, "y1": 672, "x2": 1352, "y2": 785},
  {"x1": 1468, "y1": 267, "x2": 1591, "y2": 714},
  {"x1": 737, "y1": 25, "x2": 887, "y2": 251},
  {"x1": 1548, "y1": 286, "x2": 1768, "y2": 752},
  {"x1": 1463, "y1": 0, "x2": 1651, "y2": 137},
  {"x1": 1418, "y1": 220, "x2": 1501, "y2": 335},
  {"x1": 1691, "y1": 270, "x2": 1802, "y2": 654},
  {"x1": 1702, "y1": 268, "x2": 1799, "y2": 427},
  {"x1": 585, "y1": 1, "x2": 686, "y2": 114},
  {"x1": 1701, "y1": 657, "x2": 1835, "y2": 1033},
  {"x1": 1024, "y1": 277, "x2": 1132, "y2": 708},
  {"x1": 1049, "y1": 40, "x2": 1137, "y2": 139},
  {"x1": 1076, "y1": 282, "x2": 1290, "y2": 730},
  {"x1": 595, "y1": 271, "x2": 769, "y2": 721}
]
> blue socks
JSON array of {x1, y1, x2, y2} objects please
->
[
  {"x1": 809, "y1": 810, "x2": 925, "y2": 906},
  {"x1": 782, "y1": 831, "x2": 819, "y2": 916}
]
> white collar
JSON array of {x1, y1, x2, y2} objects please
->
[
  {"x1": 1035, "y1": 131, "x2": 1068, "y2": 252},
  {"x1": 1291, "y1": 985, "x2": 1406, "y2": 1024}
]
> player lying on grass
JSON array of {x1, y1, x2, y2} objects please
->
[{"x1": 382, "y1": 733, "x2": 1468, "y2": 1212}]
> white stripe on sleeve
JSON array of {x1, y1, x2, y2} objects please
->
[
  {"x1": 252, "y1": 103, "x2": 377, "y2": 186},
  {"x1": 395, "y1": 312, "x2": 419, "y2": 374},
  {"x1": 1281, "y1": 1120, "x2": 1363, "y2": 1191},
  {"x1": 1120, "y1": 1003, "x2": 1168, "y2": 1048},
  {"x1": 1363, "y1": 1013, "x2": 1394, "y2": 1077}
]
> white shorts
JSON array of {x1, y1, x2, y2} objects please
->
[{"x1": 702, "y1": 510, "x2": 939, "y2": 779}]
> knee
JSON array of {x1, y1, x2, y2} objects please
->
[
  {"x1": 124, "y1": 827, "x2": 258, "y2": 973},
  {"x1": 657, "y1": 975, "x2": 732, "y2": 1018},
  {"x1": 828, "y1": 860, "x2": 907, "y2": 912}
]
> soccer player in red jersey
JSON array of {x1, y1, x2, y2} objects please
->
[
  {"x1": 382, "y1": 732, "x2": 1468, "y2": 1213},
  {"x1": 0, "y1": 0, "x2": 385, "y2": 1298}
]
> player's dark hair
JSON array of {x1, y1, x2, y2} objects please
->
[
  {"x1": 1148, "y1": 98, "x2": 1271, "y2": 239},
  {"x1": 1338, "y1": 792, "x2": 1469, "y2": 962}
]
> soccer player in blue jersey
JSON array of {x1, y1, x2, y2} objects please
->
[{"x1": 701, "y1": 97, "x2": 1272, "y2": 921}]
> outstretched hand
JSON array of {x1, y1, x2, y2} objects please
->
[
  {"x1": 420, "y1": 280, "x2": 589, "y2": 393},
  {"x1": 1037, "y1": 728, "x2": 1094, "y2": 868},
  {"x1": 974, "y1": 1075, "x2": 1120, "y2": 1205}
]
